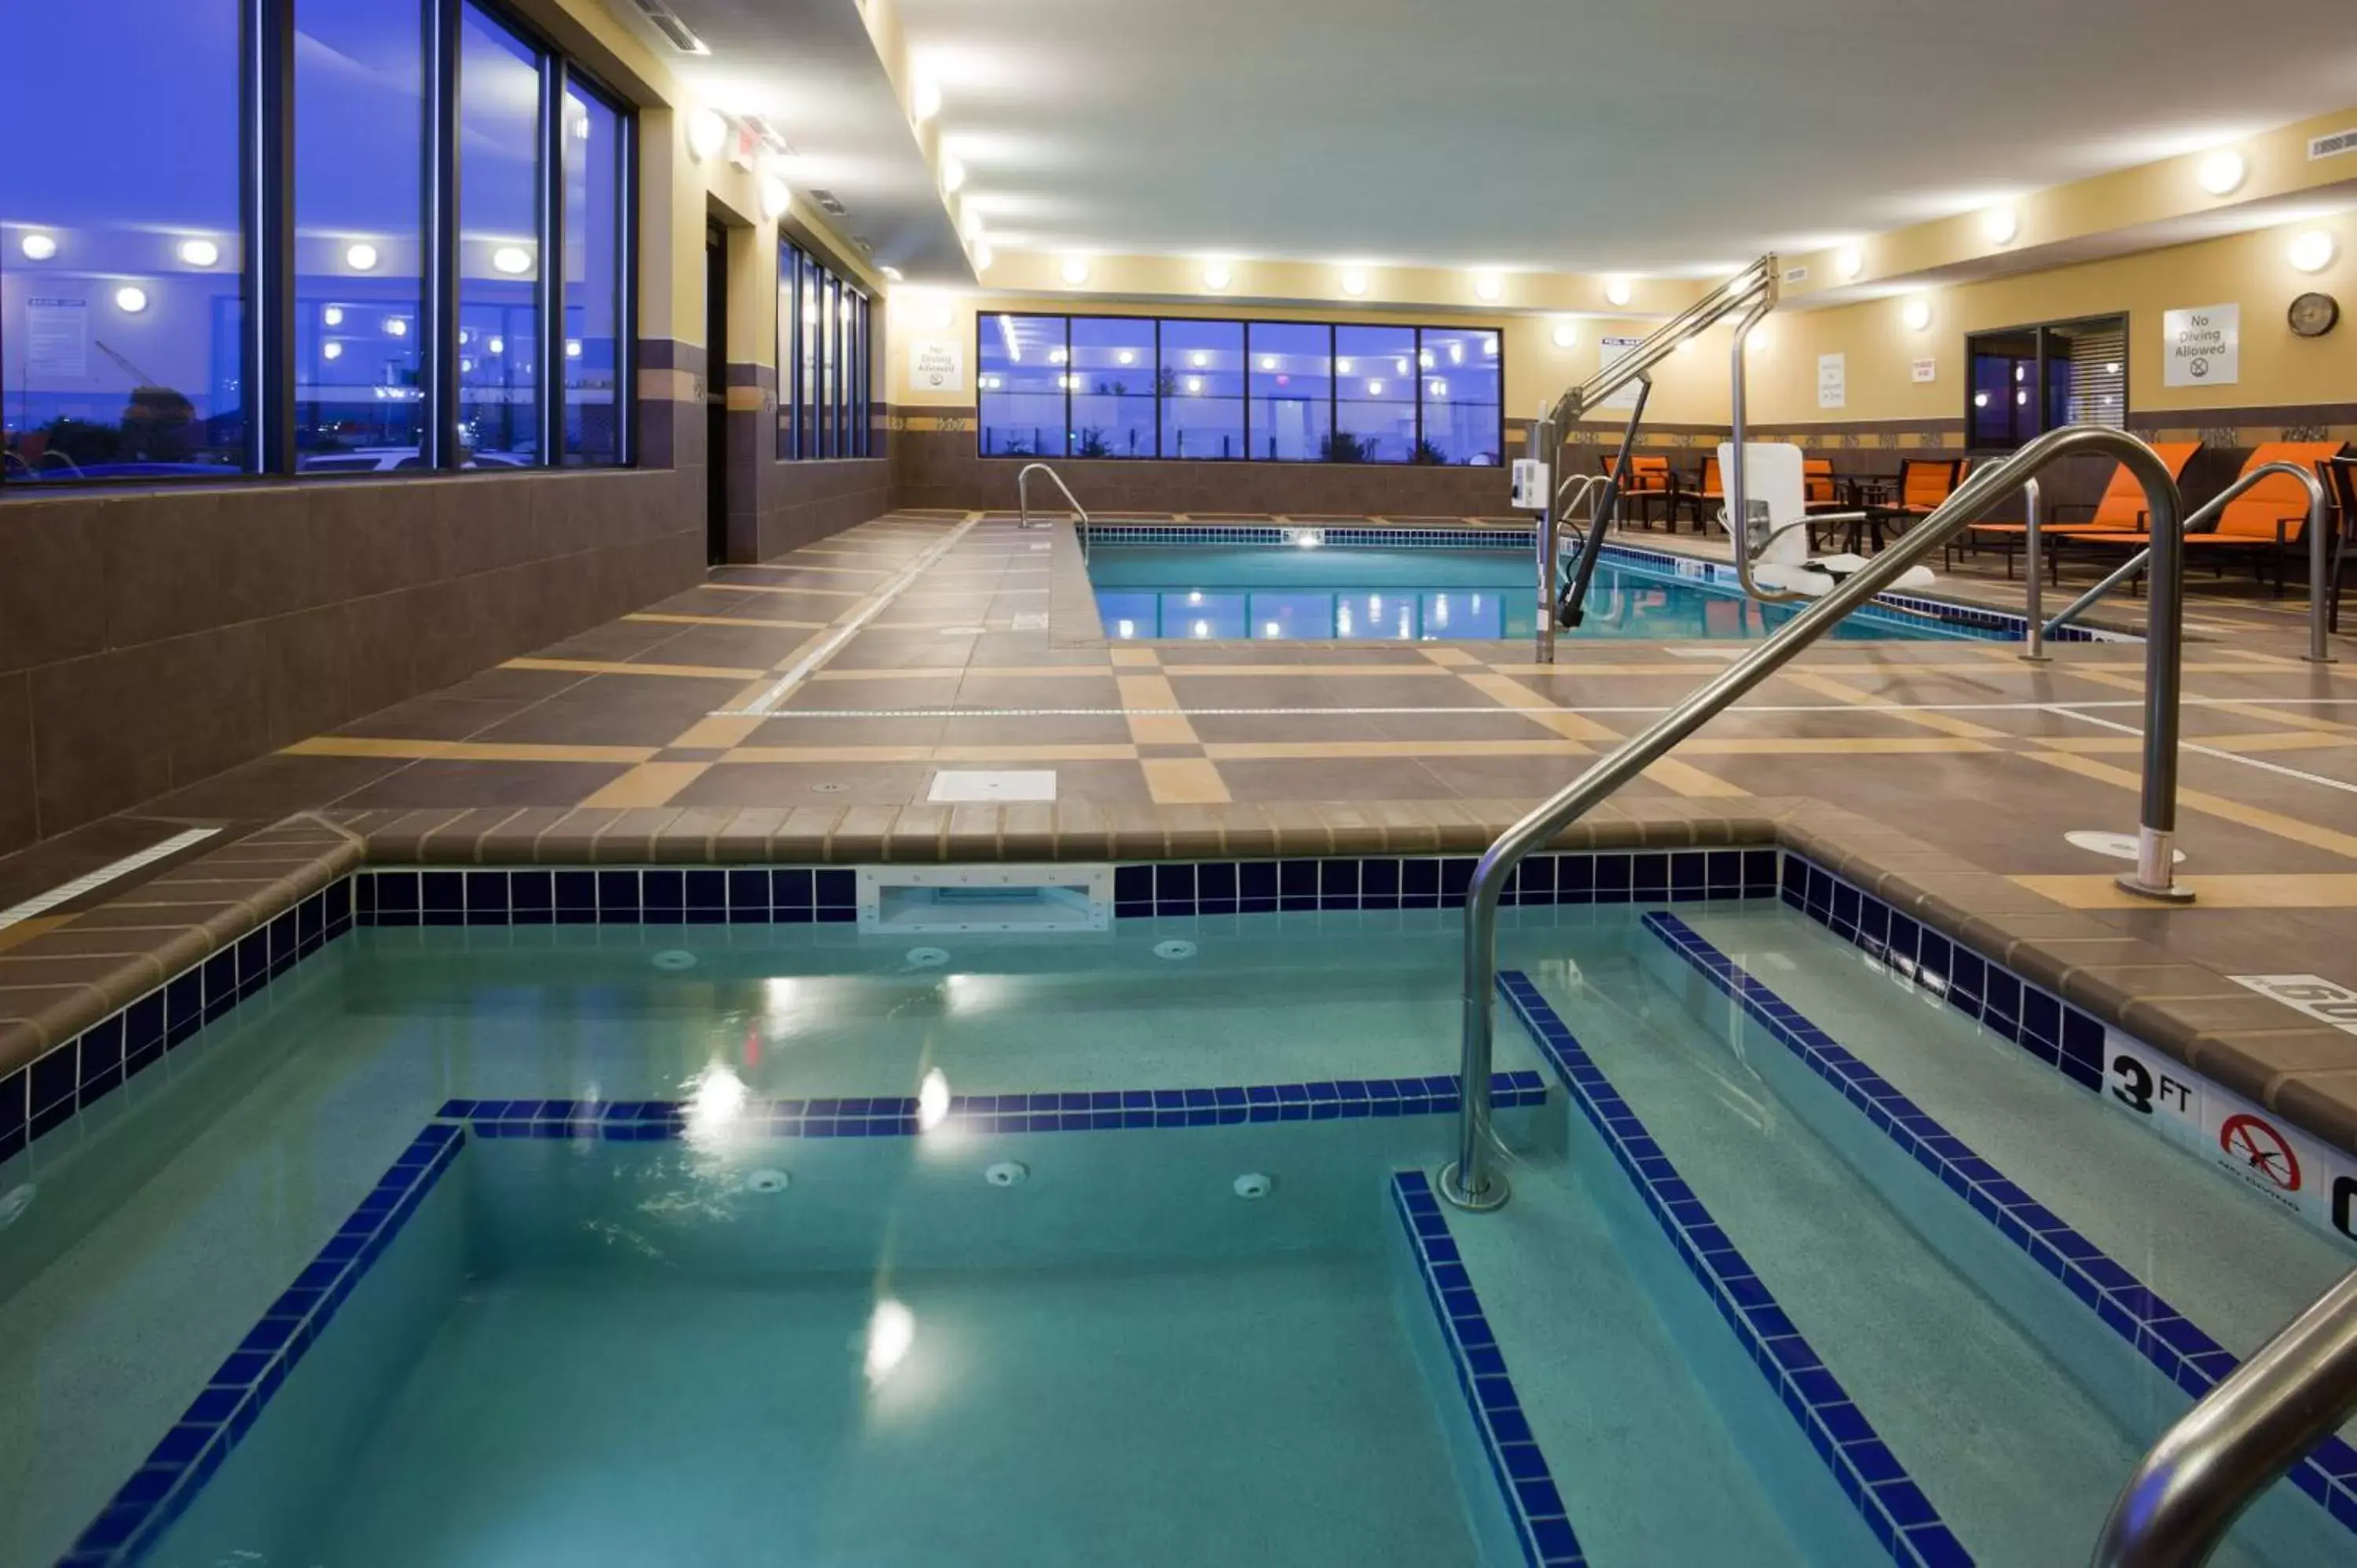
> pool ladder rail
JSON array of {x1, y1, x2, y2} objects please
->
[
  {"x1": 2094, "y1": 1264, "x2": 2357, "y2": 1566},
  {"x1": 1017, "y1": 463, "x2": 1090, "y2": 558},
  {"x1": 1451, "y1": 421, "x2": 2200, "y2": 1211}
]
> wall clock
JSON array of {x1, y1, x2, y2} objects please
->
[{"x1": 2289, "y1": 292, "x2": 2340, "y2": 338}]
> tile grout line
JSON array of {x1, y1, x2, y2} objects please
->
[{"x1": 0, "y1": 830, "x2": 222, "y2": 932}]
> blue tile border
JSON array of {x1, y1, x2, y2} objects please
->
[
  {"x1": 59, "y1": 1122, "x2": 464, "y2": 1567},
  {"x1": 1774, "y1": 856, "x2": 2110, "y2": 1094},
  {"x1": 1495, "y1": 969, "x2": 1973, "y2": 1567},
  {"x1": 0, "y1": 879, "x2": 352, "y2": 1169},
  {"x1": 1640, "y1": 913, "x2": 2357, "y2": 1539},
  {"x1": 437, "y1": 1071, "x2": 1549, "y2": 1141},
  {"x1": 1391, "y1": 1171, "x2": 1585, "y2": 1567},
  {"x1": 1112, "y1": 848, "x2": 1780, "y2": 919}
]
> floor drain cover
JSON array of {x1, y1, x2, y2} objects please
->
[
  {"x1": 1154, "y1": 940, "x2": 1197, "y2": 961},
  {"x1": 651, "y1": 950, "x2": 698, "y2": 972},
  {"x1": 906, "y1": 947, "x2": 951, "y2": 968},
  {"x1": 812, "y1": 782, "x2": 846, "y2": 793},
  {"x1": 2065, "y1": 830, "x2": 2186, "y2": 864}
]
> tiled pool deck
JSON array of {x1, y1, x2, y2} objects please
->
[{"x1": 3, "y1": 509, "x2": 2356, "y2": 1152}]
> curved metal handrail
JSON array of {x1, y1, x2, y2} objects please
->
[
  {"x1": 2092, "y1": 1267, "x2": 2357, "y2": 1567},
  {"x1": 1017, "y1": 462, "x2": 1089, "y2": 555},
  {"x1": 1439, "y1": 425, "x2": 2189, "y2": 1211},
  {"x1": 2046, "y1": 461, "x2": 2334, "y2": 665}
]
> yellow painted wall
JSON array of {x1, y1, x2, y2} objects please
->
[
  {"x1": 882, "y1": 290, "x2": 1739, "y2": 428},
  {"x1": 1753, "y1": 213, "x2": 2357, "y2": 427}
]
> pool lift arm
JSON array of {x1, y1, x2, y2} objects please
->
[{"x1": 1533, "y1": 255, "x2": 1787, "y2": 663}]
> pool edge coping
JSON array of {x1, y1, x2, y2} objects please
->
[{"x1": 5, "y1": 796, "x2": 2355, "y2": 1164}]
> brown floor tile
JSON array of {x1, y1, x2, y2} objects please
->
[{"x1": 332, "y1": 760, "x2": 640, "y2": 809}]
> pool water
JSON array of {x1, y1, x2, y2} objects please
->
[
  {"x1": 1086, "y1": 545, "x2": 1980, "y2": 642},
  {"x1": 5, "y1": 903, "x2": 2352, "y2": 1566}
]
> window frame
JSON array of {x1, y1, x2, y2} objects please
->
[
  {"x1": 1963, "y1": 310, "x2": 2129, "y2": 456},
  {"x1": 972, "y1": 310, "x2": 1506, "y2": 467},
  {"x1": 0, "y1": 0, "x2": 636, "y2": 492},
  {"x1": 772, "y1": 236, "x2": 875, "y2": 464}
]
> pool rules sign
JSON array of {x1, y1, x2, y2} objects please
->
[{"x1": 2162, "y1": 302, "x2": 2238, "y2": 387}]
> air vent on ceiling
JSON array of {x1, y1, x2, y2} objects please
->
[
  {"x1": 740, "y1": 116, "x2": 797, "y2": 157},
  {"x1": 2311, "y1": 128, "x2": 2357, "y2": 162},
  {"x1": 809, "y1": 189, "x2": 849, "y2": 217},
  {"x1": 629, "y1": 0, "x2": 709, "y2": 55},
  {"x1": 850, "y1": 234, "x2": 874, "y2": 254}
]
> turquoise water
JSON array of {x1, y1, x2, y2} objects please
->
[
  {"x1": 2, "y1": 905, "x2": 2349, "y2": 1566},
  {"x1": 1085, "y1": 546, "x2": 1976, "y2": 642}
]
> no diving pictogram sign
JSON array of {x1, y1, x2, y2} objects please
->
[{"x1": 2220, "y1": 1113, "x2": 2302, "y2": 1192}]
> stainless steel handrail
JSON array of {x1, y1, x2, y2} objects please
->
[
  {"x1": 2092, "y1": 1266, "x2": 2357, "y2": 1567},
  {"x1": 2022, "y1": 476, "x2": 2051, "y2": 663},
  {"x1": 1439, "y1": 426, "x2": 2189, "y2": 1212},
  {"x1": 2046, "y1": 462, "x2": 2335, "y2": 665},
  {"x1": 1017, "y1": 462, "x2": 1090, "y2": 561},
  {"x1": 1538, "y1": 471, "x2": 1607, "y2": 647}
]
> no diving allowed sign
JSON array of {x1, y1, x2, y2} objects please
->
[
  {"x1": 2162, "y1": 302, "x2": 2238, "y2": 388},
  {"x1": 2106, "y1": 1028, "x2": 2357, "y2": 1247}
]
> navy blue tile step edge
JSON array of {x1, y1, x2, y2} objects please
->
[
  {"x1": 438, "y1": 1071, "x2": 1549, "y2": 1140},
  {"x1": 0, "y1": 880, "x2": 354, "y2": 1167},
  {"x1": 60, "y1": 1123, "x2": 464, "y2": 1567},
  {"x1": 53, "y1": 1102, "x2": 1549, "y2": 1568},
  {"x1": 1394, "y1": 1171, "x2": 1586, "y2": 1567},
  {"x1": 1642, "y1": 912, "x2": 2357, "y2": 1538},
  {"x1": 1, "y1": 852, "x2": 1767, "y2": 1169},
  {"x1": 1497, "y1": 971, "x2": 1972, "y2": 1568}
]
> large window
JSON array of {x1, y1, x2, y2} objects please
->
[
  {"x1": 977, "y1": 313, "x2": 1502, "y2": 466},
  {"x1": 1, "y1": 0, "x2": 632, "y2": 488},
  {"x1": 1966, "y1": 313, "x2": 2127, "y2": 453},
  {"x1": 977, "y1": 313, "x2": 1070, "y2": 458},
  {"x1": 1, "y1": 0, "x2": 247, "y2": 480},
  {"x1": 776, "y1": 240, "x2": 872, "y2": 460}
]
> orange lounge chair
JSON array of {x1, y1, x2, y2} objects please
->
[
  {"x1": 1600, "y1": 451, "x2": 1679, "y2": 530},
  {"x1": 1854, "y1": 457, "x2": 1967, "y2": 552},
  {"x1": 1952, "y1": 441, "x2": 2201, "y2": 581},
  {"x1": 2069, "y1": 441, "x2": 2349, "y2": 595}
]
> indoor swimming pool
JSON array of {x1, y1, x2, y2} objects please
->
[
  {"x1": 4, "y1": 865, "x2": 2350, "y2": 1567},
  {"x1": 1083, "y1": 536, "x2": 2005, "y2": 643}
]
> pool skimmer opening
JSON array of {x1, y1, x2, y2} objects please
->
[
  {"x1": 746, "y1": 1169, "x2": 791, "y2": 1194},
  {"x1": 986, "y1": 1161, "x2": 1029, "y2": 1188},
  {"x1": 651, "y1": 950, "x2": 698, "y2": 972},
  {"x1": 906, "y1": 947, "x2": 951, "y2": 969},
  {"x1": 1233, "y1": 1174, "x2": 1273, "y2": 1200}
]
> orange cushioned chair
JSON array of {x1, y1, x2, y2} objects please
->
[
  {"x1": 1855, "y1": 456, "x2": 1967, "y2": 552},
  {"x1": 1600, "y1": 450, "x2": 1677, "y2": 529},
  {"x1": 1952, "y1": 441, "x2": 2201, "y2": 581},
  {"x1": 2071, "y1": 441, "x2": 2349, "y2": 595}
]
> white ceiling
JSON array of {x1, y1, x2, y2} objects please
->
[
  {"x1": 614, "y1": 0, "x2": 970, "y2": 280},
  {"x1": 886, "y1": 0, "x2": 2357, "y2": 276}
]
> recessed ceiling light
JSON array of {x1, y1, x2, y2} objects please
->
[
  {"x1": 346, "y1": 242, "x2": 379, "y2": 272},
  {"x1": 912, "y1": 77, "x2": 942, "y2": 123},
  {"x1": 1185, "y1": 376, "x2": 1203, "y2": 394},
  {"x1": 973, "y1": 244, "x2": 994, "y2": 273},
  {"x1": 761, "y1": 177, "x2": 792, "y2": 221},
  {"x1": 1902, "y1": 296, "x2": 1933, "y2": 332},
  {"x1": 881, "y1": 265, "x2": 904, "y2": 282},
  {"x1": 941, "y1": 157, "x2": 966, "y2": 194},
  {"x1": 19, "y1": 232, "x2": 57, "y2": 261},
  {"x1": 323, "y1": 306, "x2": 344, "y2": 326},
  {"x1": 1473, "y1": 273, "x2": 1503, "y2": 301},
  {"x1": 178, "y1": 238, "x2": 221, "y2": 268},
  {"x1": 1835, "y1": 246, "x2": 1864, "y2": 280},
  {"x1": 492, "y1": 246, "x2": 533, "y2": 276},
  {"x1": 115, "y1": 285, "x2": 149, "y2": 314},
  {"x1": 1340, "y1": 268, "x2": 1369, "y2": 296},
  {"x1": 1116, "y1": 349, "x2": 1136, "y2": 365},
  {"x1": 1603, "y1": 277, "x2": 1633, "y2": 308},
  {"x1": 1259, "y1": 354, "x2": 1277, "y2": 371},
  {"x1": 1981, "y1": 205, "x2": 2018, "y2": 245},
  {"x1": 1189, "y1": 351, "x2": 1208, "y2": 368},
  {"x1": 688, "y1": 108, "x2": 728, "y2": 163},
  {"x1": 1061, "y1": 256, "x2": 1091, "y2": 284},
  {"x1": 1203, "y1": 262, "x2": 1232, "y2": 290},
  {"x1": 323, "y1": 341, "x2": 344, "y2": 361},
  {"x1": 2288, "y1": 229, "x2": 2338, "y2": 274}
]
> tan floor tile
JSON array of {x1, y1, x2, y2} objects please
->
[
  {"x1": 578, "y1": 762, "x2": 713, "y2": 811},
  {"x1": 1142, "y1": 758, "x2": 1233, "y2": 805},
  {"x1": 504, "y1": 658, "x2": 768, "y2": 681}
]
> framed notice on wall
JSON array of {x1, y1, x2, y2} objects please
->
[
  {"x1": 1816, "y1": 354, "x2": 1847, "y2": 410},
  {"x1": 1596, "y1": 337, "x2": 1645, "y2": 410},
  {"x1": 907, "y1": 337, "x2": 966, "y2": 394},
  {"x1": 2162, "y1": 304, "x2": 2238, "y2": 387}
]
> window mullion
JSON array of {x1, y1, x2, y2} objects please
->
[
  {"x1": 537, "y1": 53, "x2": 563, "y2": 467},
  {"x1": 424, "y1": 0, "x2": 461, "y2": 468}
]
